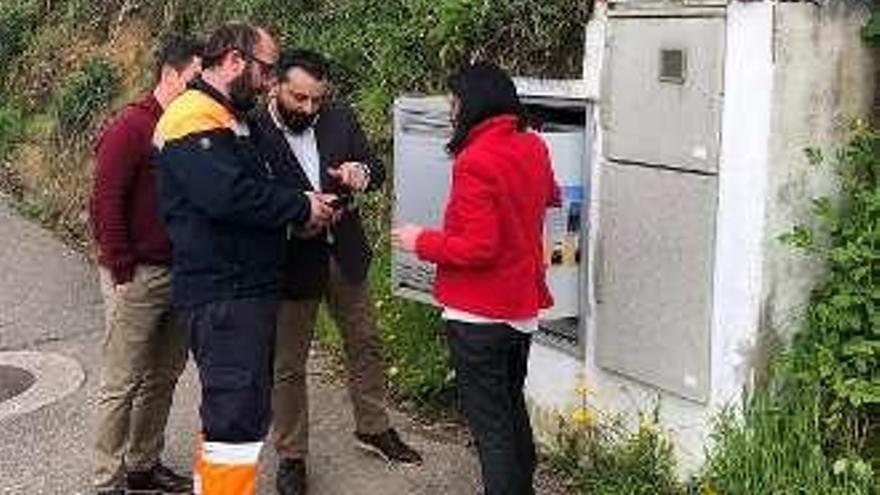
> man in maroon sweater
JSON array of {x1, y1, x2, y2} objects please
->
[{"x1": 88, "y1": 36, "x2": 202, "y2": 495}]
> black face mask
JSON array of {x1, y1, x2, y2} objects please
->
[
  {"x1": 229, "y1": 69, "x2": 259, "y2": 113},
  {"x1": 277, "y1": 102, "x2": 317, "y2": 134}
]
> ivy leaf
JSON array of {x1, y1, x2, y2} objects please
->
[
  {"x1": 779, "y1": 225, "x2": 813, "y2": 250},
  {"x1": 810, "y1": 197, "x2": 833, "y2": 220}
]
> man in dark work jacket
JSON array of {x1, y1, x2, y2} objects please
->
[
  {"x1": 153, "y1": 26, "x2": 337, "y2": 494},
  {"x1": 250, "y1": 49, "x2": 422, "y2": 495}
]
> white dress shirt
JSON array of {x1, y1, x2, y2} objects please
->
[{"x1": 270, "y1": 102, "x2": 322, "y2": 190}]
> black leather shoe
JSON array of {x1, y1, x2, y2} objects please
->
[
  {"x1": 127, "y1": 463, "x2": 192, "y2": 494},
  {"x1": 355, "y1": 428, "x2": 423, "y2": 465},
  {"x1": 277, "y1": 458, "x2": 307, "y2": 495}
]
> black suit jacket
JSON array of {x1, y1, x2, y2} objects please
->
[{"x1": 250, "y1": 102, "x2": 386, "y2": 300}]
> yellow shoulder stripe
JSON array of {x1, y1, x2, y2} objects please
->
[{"x1": 154, "y1": 90, "x2": 234, "y2": 147}]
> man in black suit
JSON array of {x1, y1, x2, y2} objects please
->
[{"x1": 251, "y1": 49, "x2": 422, "y2": 495}]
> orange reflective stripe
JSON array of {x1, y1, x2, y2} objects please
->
[
  {"x1": 196, "y1": 439, "x2": 262, "y2": 495},
  {"x1": 201, "y1": 462, "x2": 258, "y2": 495}
]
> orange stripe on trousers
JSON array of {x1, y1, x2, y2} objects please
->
[{"x1": 200, "y1": 462, "x2": 258, "y2": 495}]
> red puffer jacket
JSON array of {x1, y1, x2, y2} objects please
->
[{"x1": 416, "y1": 114, "x2": 560, "y2": 320}]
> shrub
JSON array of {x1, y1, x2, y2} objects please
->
[
  {"x1": 779, "y1": 124, "x2": 879, "y2": 450},
  {"x1": 54, "y1": 57, "x2": 120, "y2": 138},
  {"x1": 0, "y1": 106, "x2": 24, "y2": 160},
  {"x1": 701, "y1": 382, "x2": 876, "y2": 495},
  {"x1": 0, "y1": 0, "x2": 41, "y2": 77},
  {"x1": 63, "y1": 0, "x2": 114, "y2": 29},
  {"x1": 426, "y1": 0, "x2": 594, "y2": 77}
]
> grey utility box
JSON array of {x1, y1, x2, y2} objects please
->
[{"x1": 596, "y1": 5, "x2": 725, "y2": 403}]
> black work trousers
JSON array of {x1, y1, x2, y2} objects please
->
[
  {"x1": 447, "y1": 320, "x2": 536, "y2": 495},
  {"x1": 185, "y1": 298, "x2": 278, "y2": 444}
]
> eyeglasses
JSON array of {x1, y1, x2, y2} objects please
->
[{"x1": 238, "y1": 49, "x2": 275, "y2": 79}]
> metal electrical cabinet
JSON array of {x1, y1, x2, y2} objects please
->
[
  {"x1": 597, "y1": 7, "x2": 725, "y2": 402},
  {"x1": 392, "y1": 96, "x2": 452, "y2": 304},
  {"x1": 393, "y1": 80, "x2": 593, "y2": 355}
]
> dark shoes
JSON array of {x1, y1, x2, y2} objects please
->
[
  {"x1": 277, "y1": 458, "x2": 308, "y2": 495},
  {"x1": 126, "y1": 463, "x2": 193, "y2": 494},
  {"x1": 355, "y1": 428, "x2": 423, "y2": 465},
  {"x1": 94, "y1": 488, "x2": 125, "y2": 495},
  {"x1": 274, "y1": 430, "x2": 420, "y2": 494}
]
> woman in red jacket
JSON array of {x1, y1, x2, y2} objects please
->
[{"x1": 393, "y1": 62, "x2": 559, "y2": 495}]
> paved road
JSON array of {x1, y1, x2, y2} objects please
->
[{"x1": 0, "y1": 197, "x2": 483, "y2": 494}]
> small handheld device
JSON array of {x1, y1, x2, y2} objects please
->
[{"x1": 328, "y1": 194, "x2": 353, "y2": 211}]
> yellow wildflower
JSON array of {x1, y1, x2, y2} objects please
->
[{"x1": 571, "y1": 408, "x2": 595, "y2": 428}]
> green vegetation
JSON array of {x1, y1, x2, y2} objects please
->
[
  {"x1": 781, "y1": 127, "x2": 879, "y2": 421},
  {"x1": 0, "y1": 106, "x2": 24, "y2": 160},
  {"x1": 702, "y1": 384, "x2": 875, "y2": 495},
  {"x1": 546, "y1": 405, "x2": 684, "y2": 495},
  {"x1": 54, "y1": 57, "x2": 120, "y2": 138},
  {"x1": 863, "y1": 8, "x2": 880, "y2": 46},
  {"x1": 0, "y1": 0, "x2": 41, "y2": 71}
]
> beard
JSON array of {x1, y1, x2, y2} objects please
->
[
  {"x1": 277, "y1": 103, "x2": 317, "y2": 134},
  {"x1": 229, "y1": 71, "x2": 259, "y2": 113}
]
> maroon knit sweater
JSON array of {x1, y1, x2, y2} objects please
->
[{"x1": 89, "y1": 94, "x2": 171, "y2": 285}]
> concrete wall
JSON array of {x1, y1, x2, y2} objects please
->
[{"x1": 761, "y1": 0, "x2": 875, "y2": 354}]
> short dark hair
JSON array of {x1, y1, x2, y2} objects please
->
[
  {"x1": 276, "y1": 48, "x2": 329, "y2": 82},
  {"x1": 154, "y1": 35, "x2": 203, "y2": 81},
  {"x1": 446, "y1": 62, "x2": 525, "y2": 155},
  {"x1": 201, "y1": 23, "x2": 262, "y2": 70}
]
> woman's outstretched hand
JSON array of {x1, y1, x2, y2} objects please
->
[{"x1": 391, "y1": 224, "x2": 424, "y2": 252}]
